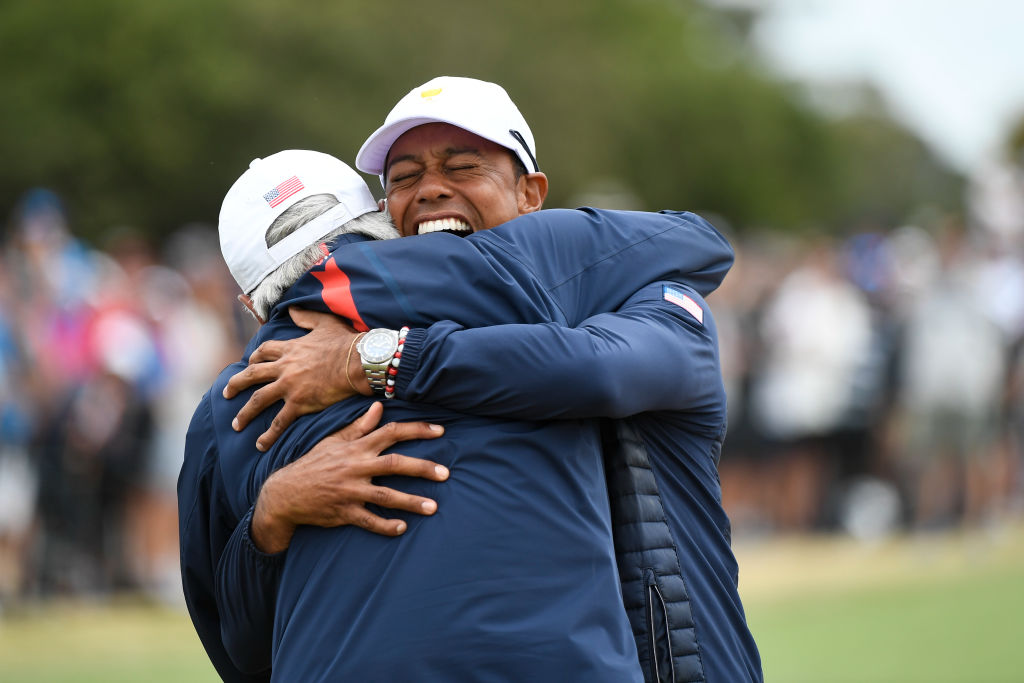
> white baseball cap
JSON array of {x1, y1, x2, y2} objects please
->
[
  {"x1": 218, "y1": 150, "x2": 378, "y2": 293},
  {"x1": 355, "y1": 76, "x2": 539, "y2": 180}
]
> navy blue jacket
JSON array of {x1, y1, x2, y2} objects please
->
[{"x1": 179, "y1": 208, "x2": 760, "y2": 681}]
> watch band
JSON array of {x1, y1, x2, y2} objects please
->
[{"x1": 363, "y1": 364, "x2": 390, "y2": 396}]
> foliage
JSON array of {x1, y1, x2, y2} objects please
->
[{"x1": 1, "y1": 0, "x2": 965, "y2": 243}]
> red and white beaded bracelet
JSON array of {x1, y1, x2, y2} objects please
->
[{"x1": 383, "y1": 326, "x2": 409, "y2": 399}]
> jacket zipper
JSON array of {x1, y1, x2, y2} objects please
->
[
  {"x1": 647, "y1": 580, "x2": 661, "y2": 682},
  {"x1": 645, "y1": 569, "x2": 676, "y2": 682}
]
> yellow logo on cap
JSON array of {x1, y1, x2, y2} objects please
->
[{"x1": 420, "y1": 88, "x2": 442, "y2": 99}]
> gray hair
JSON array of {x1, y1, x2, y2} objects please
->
[{"x1": 247, "y1": 194, "x2": 399, "y2": 320}]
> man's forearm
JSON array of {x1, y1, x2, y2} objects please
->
[
  {"x1": 395, "y1": 282, "x2": 723, "y2": 421},
  {"x1": 251, "y1": 476, "x2": 296, "y2": 554}
]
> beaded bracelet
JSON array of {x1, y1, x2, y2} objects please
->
[{"x1": 383, "y1": 326, "x2": 409, "y2": 400}]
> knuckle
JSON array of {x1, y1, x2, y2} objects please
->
[
  {"x1": 337, "y1": 506, "x2": 355, "y2": 524},
  {"x1": 324, "y1": 431, "x2": 348, "y2": 448},
  {"x1": 372, "y1": 488, "x2": 392, "y2": 505},
  {"x1": 378, "y1": 453, "x2": 399, "y2": 469}
]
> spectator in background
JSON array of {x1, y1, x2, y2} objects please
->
[
  {"x1": 32, "y1": 308, "x2": 157, "y2": 595},
  {"x1": 897, "y1": 224, "x2": 1008, "y2": 529},
  {"x1": 4, "y1": 189, "x2": 102, "y2": 598},
  {"x1": 134, "y1": 228, "x2": 245, "y2": 602},
  {"x1": 4, "y1": 189, "x2": 100, "y2": 400},
  {"x1": 750, "y1": 239, "x2": 874, "y2": 530},
  {"x1": 28, "y1": 221, "x2": 163, "y2": 596},
  {"x1": 713, "y1": 238, "x2": 778, "y2": 535},
  {"x1": 0, "y1": 292, "x2": 35, "y2": 608},
  {"x1": 975, "y1": 232, "x2": 1024, "y2": 520}
]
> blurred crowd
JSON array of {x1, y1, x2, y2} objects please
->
[
  {"x1": 716, "y1": 214, "x2": 1024, "y2": 540},
  {"x1": 0, "y1": 187, "x2": 1022, "y2": 611},
  {"x1": 0, "y1": 189, "x2": 254, "y2": 610}
]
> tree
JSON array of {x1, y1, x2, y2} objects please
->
[{"x1": 1, "y1": 0, "x2": 963, "y2": 242}]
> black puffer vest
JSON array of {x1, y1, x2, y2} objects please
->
[{"x1": 602, "y1": 419, "x2": 707, "y2": 683}]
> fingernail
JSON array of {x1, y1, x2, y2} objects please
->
[
  {"x1": 222, "y1": 388, "x2": 230, "y2": 398},
  {"x1": 256, "y1": 441, "x2": 266, "y2": 452},
  {"x1": 435, "y1": 465, "x2": 449, "y2": 479},
  {"x1": 232, "y1": 418, "x2": 240, "y2": 431},
  {"x1": 430, "y1": 424, "x2": 444, "y2": 433},
  {"x1": 395, "y1": 521, "x2": 407, "y2": 534},
  {"x1": 421, "y1": 500, "x2": 437, "y2": 513}
]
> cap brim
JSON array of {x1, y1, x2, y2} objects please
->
[
  {"x1": 356, "y1": 114, "x2": 520, "y2": 177},
  {"x1": 356, "y1": 116, "x2": 449, "y2": 175}
]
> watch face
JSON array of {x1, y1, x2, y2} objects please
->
[{"x1": 359, "y1": 329, "x2": 398, "y2": 364}]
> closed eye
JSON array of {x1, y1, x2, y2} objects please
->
[{"x1": 388, "y1": 170, "x2": 420, "y2": 185}]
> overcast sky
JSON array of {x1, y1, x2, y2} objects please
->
[{"x1": 742, "y1": 0, "x2": 1024, "y2": 176}]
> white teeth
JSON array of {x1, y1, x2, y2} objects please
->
[{"x1": 417, "y1": 218, "x2": 471, "y2": 235}]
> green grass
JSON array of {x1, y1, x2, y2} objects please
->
[
  {"x1": 739, "y1": 525, "x2": 1024, "y2": 682},
  {"x1": 746, "y1": 562, "x2": 1024, "y2": 682},
  {"x1": 0, "y1": 600, "x2": 219, "y2": 683},
  {"x1": 2, "y1": 525, "x2": 1023, "y2": 682}
]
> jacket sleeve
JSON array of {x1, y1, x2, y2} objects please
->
[
  {"x1": 306, "y1": 208, "x2": 733, "y2": 331},
  {"x1": 178, "y1": 394, "x2": 272, "y2": 683},
  {"x1": 334, "y1": 210, "x2": 731, "y2": 423},
  {"x1": 396, "y1": 281, "x2": 727, "y2": 424},
  {"x1": 214, "y1": 506, "x2": 286, "y2": 675}
]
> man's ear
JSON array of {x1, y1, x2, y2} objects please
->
[
  {"x1": 238, "y1": 294, "x2": 266, "y2": 325},
  {"x1": 517, "y1": 172, "x2": 548, "y2": 214}
]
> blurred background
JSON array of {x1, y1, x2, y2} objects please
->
[{"x1": 1, "y1": 0, "x2": 1023, "y2": 680}]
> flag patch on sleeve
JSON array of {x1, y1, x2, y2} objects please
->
[{"x1": 663, "y1": 285, "x2": 704, "y2": 324}]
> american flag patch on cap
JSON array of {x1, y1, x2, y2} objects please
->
[
  {"x1": 663, "y1": 285, "x2": 703, "y2": 324},
  {"x1": 264, "y1": 175, "x2": 304, "y2": 208}
]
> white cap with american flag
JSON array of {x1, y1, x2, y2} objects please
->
[{"x1": 218, "y1": 150, "x2": 378, "y2": 293}]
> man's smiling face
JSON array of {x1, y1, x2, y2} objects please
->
[{"x1": 383, "y1": 123, "x2": 532, "y2": 238}]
